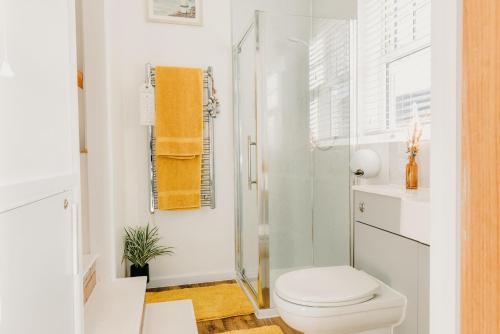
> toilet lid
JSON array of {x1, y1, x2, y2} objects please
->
[{"x1": 274, "y1": 266, "x2": 380, "y2": 307}]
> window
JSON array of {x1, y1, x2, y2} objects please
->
[
  {"x1": 309, "y1": 19, "x2": 351, "y2": 148},
  {"x1": 358, "y1": 0, "x2": 431, "y2": 141}
]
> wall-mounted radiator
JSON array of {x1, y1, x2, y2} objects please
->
[{"x1": 144, "y1": 63, "x2": 219, "y2": 213}]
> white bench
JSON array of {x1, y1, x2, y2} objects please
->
[
  {"x1": 142, "y1": 300, "x2": 198, "y2": 334},
  {"x1": 85, "y1": 277, "x2": 147, "y2": 334},
  {"x1": 84, "y1": 275, "x2": 198, "y2": 334}
]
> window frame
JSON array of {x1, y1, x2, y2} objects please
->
[{"x1": 357, "y1": 0, "x2": 432, "y2": 144}]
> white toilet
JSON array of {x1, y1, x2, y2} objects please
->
[{"x1": 273, "y1": 266, "x2": 407, "y2": 334}]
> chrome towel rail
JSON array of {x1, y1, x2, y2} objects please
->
[{"x1": 146, "y1": 63, "x2": 220, "y2": 213}]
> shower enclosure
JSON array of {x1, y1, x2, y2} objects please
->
[{"x1": 233, "y1": 11, "x2": 354, "y2": 310}]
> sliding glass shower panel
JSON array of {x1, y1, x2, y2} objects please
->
[
  {"x1": 257, "y1": 12, "x2": 315, "y2": 299},
  {"x1": 310, "y1": 19, "x2": 352, "y2": 267}
]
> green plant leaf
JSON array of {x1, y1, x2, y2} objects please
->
[{"x1": 122, "y1": 224, "x2": 174, "y2": 268}]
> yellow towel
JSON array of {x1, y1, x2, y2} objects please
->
[
  {"x1": 156, "y1": 156, "x2": 201, "y2": 210},
  {"x1": 155, "y1": 66, "x2": 203, "y2": 157},
  {"x1": 145, "y1": 283, "x2": 254, "y2": 322},
  {"x1": 155, "y1": 66, "x2": 203, "y2": 210}
]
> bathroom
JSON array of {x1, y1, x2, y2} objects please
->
[{"x1": 0, "y1": 0, "x2": 497, "y2": 334}]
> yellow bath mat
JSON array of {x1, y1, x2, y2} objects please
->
[
  {"x1": 223, "y1": 326, "x2": 284, "y2": 334},
  {"x1": 145, "y1": 283, "x2": 254, "y2": 321}
]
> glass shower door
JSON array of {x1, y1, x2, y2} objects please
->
[
  {"x1": 257, "y1": 12, "x2": 315, "y2": 302},
  {"x1": 233, "y1": 11, "x2": 353, "y2": 311},
  {"x1": 234, "y1": 23, "x2": 260, "y2": 298}
]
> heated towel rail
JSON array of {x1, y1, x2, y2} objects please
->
[{"x1": 145, "y1": 64, "x2": 220, "y2": 213}]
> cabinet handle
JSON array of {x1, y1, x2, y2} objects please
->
[{"x1": 359, "y1": 202, "x2": 365, "y2": 213}]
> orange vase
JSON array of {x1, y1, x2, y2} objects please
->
[{"x1": 406, "y1": 155, "x2": 418, "y2": 189}]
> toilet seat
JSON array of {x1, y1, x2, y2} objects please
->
[{"x1": 274, "y1": 266, "x2": 380, "y2": 307}]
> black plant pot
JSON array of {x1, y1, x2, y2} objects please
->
[{"x1": 130, "y1": 263, "x2": 150, "y2": 283}]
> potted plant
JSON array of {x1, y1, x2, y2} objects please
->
[{"x1": 123, "y1": 225, "x2": 174, "y2": 282}]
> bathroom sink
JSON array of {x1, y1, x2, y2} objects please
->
[{"x1": 353, "y1": 185, "x2": 430, "y2": 245}]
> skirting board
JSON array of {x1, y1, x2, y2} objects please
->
[{"x1": 147, "y1": 270, "x2": 237, "y2": 289}]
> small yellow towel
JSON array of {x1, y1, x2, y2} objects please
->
[
  {"x1": 155, "y1": 66, "x2": 203, "y2": 157},
  {"x1": 156, "y1": 156, "x2": 201, "y2": 210},
  {"x1": 155, "y1": 66, "x2": 203, "y2": 210}
]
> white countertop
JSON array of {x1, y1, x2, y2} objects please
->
[
  {"x1": 352, "y1": 184, "x2": 430, "y2": 202},
  {"x1": 85, "y1": 277, "x2": 147, "y2": 334},
  {"x1": 353, "y1": 184, "x2": 430, "y2": 245}
]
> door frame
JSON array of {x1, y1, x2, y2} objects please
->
[
  {"x1": 430, "y1": 0, "x2": 462, "y2": 333},
  {"x1": 460, "y1": 0, "x2": 500, "y2": 333}
]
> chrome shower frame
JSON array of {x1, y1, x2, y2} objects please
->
[{"x1": 233, "y1": 11, "x2": 270, "y2": 309}]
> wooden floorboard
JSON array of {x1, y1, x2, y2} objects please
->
[
  {"x1": 196, "y1": 313, "x2": 301, "y2": 334},
  {"x1": 147, "y1": 280, "x2": 302, "y2": 334}
]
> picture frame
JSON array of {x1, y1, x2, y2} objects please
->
[{"x1": 148, "y1": 0, "x2": 203, "y2": 26}]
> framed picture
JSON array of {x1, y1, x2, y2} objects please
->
[{"x1": 148, "y1": 0, "x2": 203, "y2": 26}]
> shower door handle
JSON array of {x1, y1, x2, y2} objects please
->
[{"x1": 247, "y1": 136, "x2": 257, "y2": 190}]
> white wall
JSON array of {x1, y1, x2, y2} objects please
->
[
  {"x1": 312, "y1": 0, "x2": 356, "y2": 19},
  {"x1": 95, "y1": 0, "x2": 236, "y2": 284},
  {"x1": 82, "y1": 0, "x2": 119, "y2": 283},
  {"x1": 75, "y1": 0, "x2": 91, "y2": 255},
  {"x1": 231, "y1": 0, "x2": 312, "y2": 43}
]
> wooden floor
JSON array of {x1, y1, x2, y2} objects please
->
[{"x1": 147, "y1": 281, "x2": 302, "y2": 334}]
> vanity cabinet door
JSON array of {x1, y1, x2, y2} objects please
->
[
  {"x1": 354, "y1": 222, "x2": 419, "y2": 334},
  {"x1": 354, "y1": 191, "x2": 401, "y2": 234},
  {"x1": 418, "y1": 245, "x2": 430, "y2": 334}
]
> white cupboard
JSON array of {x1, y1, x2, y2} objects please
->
[
  {"x1": 0, "y1": 192, "x2": 77, "y2": 334},
  {"x1": 354, "y1": 222, "x2": 430, "y2": 334},
  {"x1": 0, "y1": 0, "x2": 81, "y2": 333}
]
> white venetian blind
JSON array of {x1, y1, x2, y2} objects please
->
[
  {"x1": 358, "y1": 0, "x2": 431, "y2": 137},
  {"x1": 309, "y1": 19, "x2": 351, "y2": 148}
]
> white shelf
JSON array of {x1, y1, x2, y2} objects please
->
[
  {"x1": 143, "y1": 300, "x2": 198, "y2": 334},
  {"x1": 85, "y1": 277, "x2": 147, "y2": 334}
]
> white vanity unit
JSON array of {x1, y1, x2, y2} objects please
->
[{"x1": 353, "y1": 185, "x2": 430, "y2": 334}]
